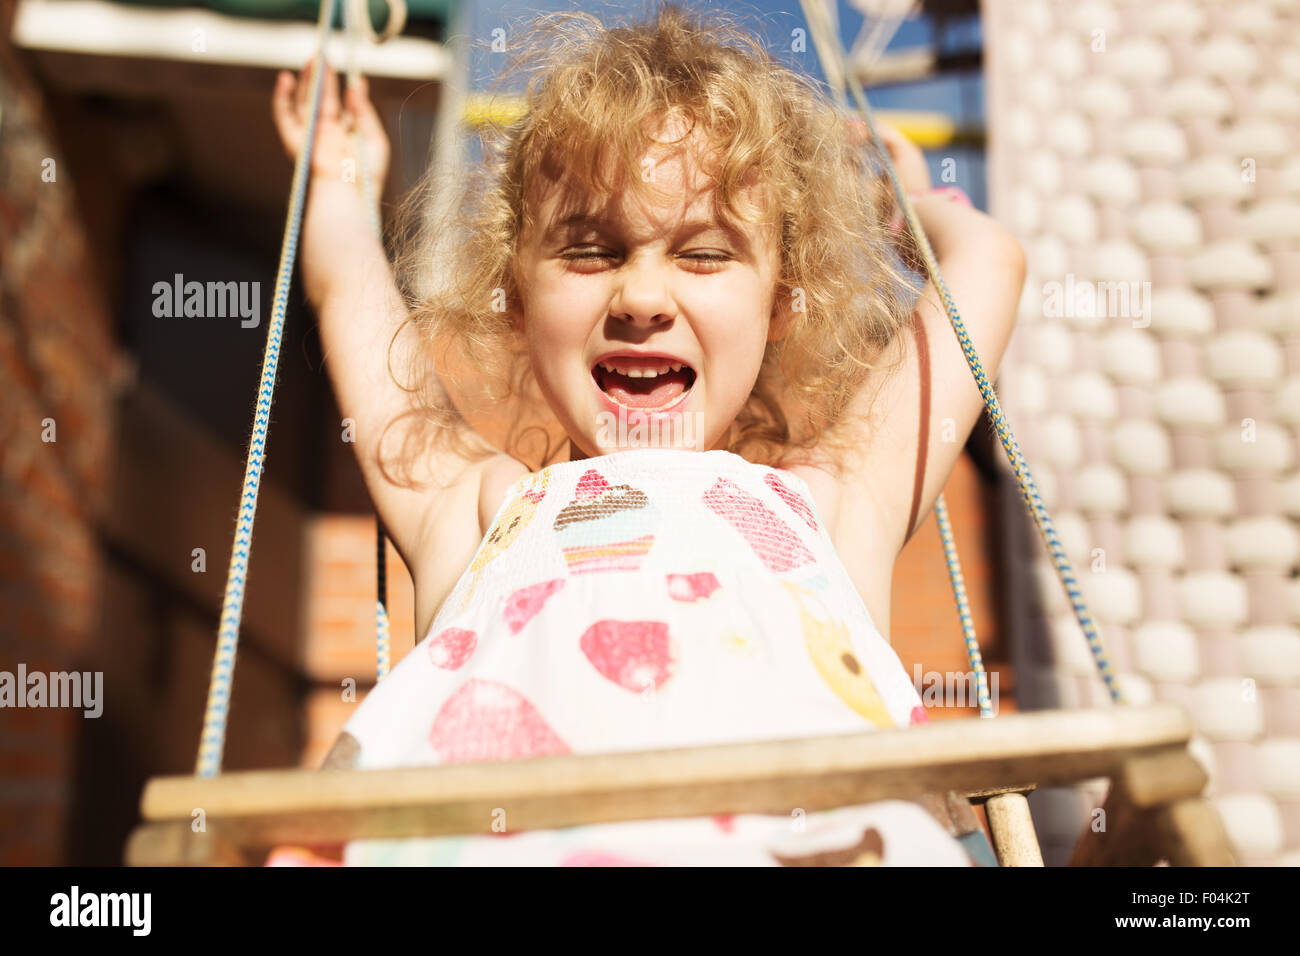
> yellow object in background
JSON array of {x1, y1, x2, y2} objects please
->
[
  {"x1": 463, "y1": 93, "x2": 529, "y2": 129},
  {"x1": 869, "y1": 109, "x2": 956, "y2": 149}
]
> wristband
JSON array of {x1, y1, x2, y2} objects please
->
[
  {"x1": 915, "y1": 185, "x2": 973, "y2": 207},
  {"x1": 889, "y1": 185, "x2": 973, "y2": 234}
]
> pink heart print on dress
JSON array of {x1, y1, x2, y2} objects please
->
[
  {"x1": 666, "y1": 572, "x2": 720, "y2": 602},
  {"x1": 559, "y1": 850, "x2": 658, "y2": 867},
  {"x1": 429, "y1": 678, "x2": 571, "y2": 762},
  {"x1": 764, "y1": 472, "x2": 818, "y2": 532},
  {"x1": 580, "y1": 619, "x2": 675, "y2": 693},
  {"x1": 504, "y1": 578, "x2": 566, "y2": 634},
  {"x1": 703, "y1": 477, "x2": 814, "y2": 573},
  {"x1": 426, "y1": 627, "x2": 477, "y2": 670}
]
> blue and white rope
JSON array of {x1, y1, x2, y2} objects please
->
[
  {"x1": 798, "y1": 0, "x2": 1124, "y2": 705},
  {"x1": 196, "y1": 0, "x2": 340, "y2": 778},
  {"x1": 933, "y1": 496, "x2": 993, "y2": 718}
]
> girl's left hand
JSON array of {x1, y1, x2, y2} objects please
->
[
  {"x1": 848, "y1": 117, "x2": 931, "y2": 195},
  {"x1": 273, "y1": 58, "x2": 391, "y2": 189}
]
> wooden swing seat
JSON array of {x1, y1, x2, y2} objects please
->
[{"x1": 125, "y1": 702, "x2": 1235, "y2": 867}]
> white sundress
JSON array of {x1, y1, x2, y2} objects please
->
[{"x1": 317, "y1": 448, "x2": 974, "y2": 866}]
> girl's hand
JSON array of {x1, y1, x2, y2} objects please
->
[
  {"x1": 272, "y1": 57, "x2": 390, "y2": 190},
  {"x1": 848, "y1": 117, "x2": 931, "y2": 195}
]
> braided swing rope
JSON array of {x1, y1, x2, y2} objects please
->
[
  {"x1": 797, "y1": 0, "x2": 1124, "y2": 706},
  {"x1": 934, "y1": 496, "x2": 993, "y2": 717},
  {"x1": 197, "y1": 0, "x2": 341, "y2": 778}
]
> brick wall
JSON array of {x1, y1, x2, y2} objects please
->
[
  {"x1": 894, "y1": 447, "x2": 1018, "y2": 722},
  {"x1": 0, "y1": 22, "x2": 124, "y2": 864},
  {"x1": 0, "y1": 10, "x2": 309, "y2": 864},
  {"x1": 298, "y1": 518, "x2": 415, "y2": 769}
]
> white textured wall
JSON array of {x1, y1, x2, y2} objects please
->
[{"x1": 983, "y1": 0, "x2": 1300, "y2": 866}]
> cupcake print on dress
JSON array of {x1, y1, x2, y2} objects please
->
[{"x1": 553, "y1": 469, "x2": 659, "y2": 574}]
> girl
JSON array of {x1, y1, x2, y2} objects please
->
[{"x1": 269, "y1": 3, "x2": 1025, "y2": 866}]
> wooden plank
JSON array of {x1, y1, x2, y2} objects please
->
[
  {"x1": 13, "y1": 0, "x2": 450, "y2": 81},
  {"x1": 1068, "y1": 752, "x2": 1224, "y2": 867},
  {"x1": 967, "y1": 784, "x2": 1037, "y2": 801},
  {"x1": 137, "y1": 705, "x2": 1194, "y2": 847},
  {"x1": 1153, "y1": 799, "x2": 1236, "y2": 867},
  {"x1": 1068, "y1": 788, "x2": 1155, "y2": 867},
  {"x1": 124, "y1": 821, "x2": 248, "y2": 867},
  {"x1": 912, "y1": 791, "x2": 984, "y2": 840},
  {"x1": 25, "y1": 49, "x2": 443, "y2": 106},
  {"x1": 1116, "y1": 748, "x2": 1209, "y2": 809}
]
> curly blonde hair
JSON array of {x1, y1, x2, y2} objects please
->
[{"x1": 390, "y1": 1, "x2": 917, "y2": 475}]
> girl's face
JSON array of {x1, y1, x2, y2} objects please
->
[{"x1": 513, "y1": 120, "x2": 786, "y2": 458}]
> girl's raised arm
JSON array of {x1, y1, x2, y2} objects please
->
[
  {"x1": 829, "y1": 127, "x2": 1026, "y2": 570},
  {"x1": 273, "y1": 62, "x2": 525, "y2": 626}
]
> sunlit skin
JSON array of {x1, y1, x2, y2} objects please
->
[{"x1": 510, "y1": 117, "x2": 792, "y2": 460}]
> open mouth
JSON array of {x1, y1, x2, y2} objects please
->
[{"x1": 592, "y1": 355, "x2": 697, "y2": 411}]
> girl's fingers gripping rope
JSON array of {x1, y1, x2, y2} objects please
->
[
  {"x1": 876, "y1": 122, "x2": 931, "y2": 195},
  {"x1": 344, "y1": 75, "x2": 391, "y2": 178},
  {"x1": 318, "y1": 59, "x2": 342, "y2": 123},
  {"x1": 272, "y1": 71, "x2": 304, "y2": 157},
  {"x1": 289, "y1": 56, "x2": 340, "y2": 123}
]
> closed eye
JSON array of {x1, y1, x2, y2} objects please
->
[
  {"x1": 560, "y1": 248, "x2": 732, "y2": 267},
  {"x1": 561, "y1": 248, "x2": 616, "y2": 261}
]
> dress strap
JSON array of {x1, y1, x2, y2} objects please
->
[{"x1": 904, "y1": 314, "x2": 931, "y2": 544}]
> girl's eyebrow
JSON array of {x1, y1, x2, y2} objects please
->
[
  {"x1": 547, "y1": 212, "x2": 751, "y2": 250},
  {"x1": 548, "y1": 212, "x2": 606, "y2": 235}
]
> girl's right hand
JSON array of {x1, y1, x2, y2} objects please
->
[
  {"x1": 272, "y1": 57, "x2": 391, "y2": 189},
  {"x1": 873, "y1": 121, "x2": 931, "y2": 196}
]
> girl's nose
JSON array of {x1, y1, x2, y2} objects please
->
[{"x1": 609, "y1": 261, "x2": 675, "y2": 328}]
